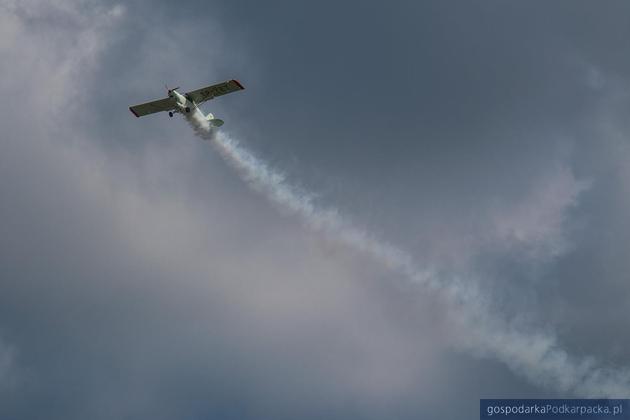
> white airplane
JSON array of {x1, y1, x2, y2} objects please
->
[{"x1": 129, "y1": 79, "x2": 245, "y2": 127}]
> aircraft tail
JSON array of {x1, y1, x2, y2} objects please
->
[{"x1": 206, "y1": 113, "x2": 224, "y2": 127}]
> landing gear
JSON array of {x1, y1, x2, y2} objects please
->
[
  {"x1": 185, "y1": 107, "x2": 190, "y2": 113},
  {"x1": 168, "y1": 111, "x2": 173, "y2": 117}
]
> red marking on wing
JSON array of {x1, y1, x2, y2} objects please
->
[{"x1": 231, "y1": 79, "x2": 245, "y2": 90}]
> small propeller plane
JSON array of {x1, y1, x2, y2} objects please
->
[{"x1": 129, "y1": 79, "x2": 245, "y2": 127}]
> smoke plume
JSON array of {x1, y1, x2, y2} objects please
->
[{"x1": 188, "y1": 112, "x2": 630, "y2": 397}]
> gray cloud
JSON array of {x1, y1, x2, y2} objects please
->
[
  {"x1": 0, "y1": 2, "x2": 452, "y2": 418},
  {"x1": 0, "y1": 339, "x2": 17, "y2": 390},
  {"x1": 2, "y1": 0, "x2": 630, "y2": 418}
]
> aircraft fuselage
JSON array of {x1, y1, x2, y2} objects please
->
[{"x1": 169, "y1": 89, "x2": 197, "y2": 114}]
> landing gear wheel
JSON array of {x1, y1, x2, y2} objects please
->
[
  {"x1": 168, "y1": 111, "x2": 173, "y2": 117},
  {"x1": 185, "y1": 107, "x2": 190, "y2": 113}
]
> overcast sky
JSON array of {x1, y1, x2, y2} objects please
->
[{"x1": 2, "y1": 0, "x2": 630, "y2": 418}]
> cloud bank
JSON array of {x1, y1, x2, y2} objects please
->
[{"x1": 2, "y1": 1, "x2": 630, "y2": 419}]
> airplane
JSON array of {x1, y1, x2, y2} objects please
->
[{"x1": 129, "y1": 79, "x2": 245, "y2": 127}]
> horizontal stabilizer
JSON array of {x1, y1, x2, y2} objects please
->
[{"x1": 209, "y1": 118, "x2": 224, "y2": 127}]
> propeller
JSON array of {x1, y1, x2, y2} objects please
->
[{"x1": 165, "y1": 84, "x2": 180, "y2": 95}]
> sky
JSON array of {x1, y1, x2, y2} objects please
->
[{"x1": 1, "y1": 0, "x2": 630, "y2": 418}]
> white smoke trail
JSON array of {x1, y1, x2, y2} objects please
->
[{"x1": 189, "y1": 112, "x2": 630, "y2": 397}]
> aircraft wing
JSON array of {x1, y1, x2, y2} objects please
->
[
  {"x1": 186, "y1": 79, "x2": 244, "y2": 104},
  {"x1": 129, "y1": 97, "x2": 175, "y2": 117}
]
